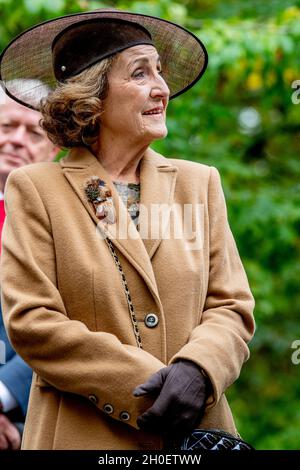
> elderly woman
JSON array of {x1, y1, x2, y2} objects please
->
[{"x1": 0, "y1": 10, "x2": 255, "y2": 450}]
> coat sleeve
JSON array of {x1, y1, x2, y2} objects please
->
[
  {"x1": 169, "y1": 166, "x2": 255, "y2": 407},
  {"x1": 0, "y1": 168, "x2": 164, "y2": 430}
]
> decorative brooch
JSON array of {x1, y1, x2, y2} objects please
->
[{"x1": 84, "y1": 176, "x2": 116, "y2": 224}]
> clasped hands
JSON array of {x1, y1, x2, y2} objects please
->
[{"x1": 133, "y1": 359, "x2": 211, "y2": 438}]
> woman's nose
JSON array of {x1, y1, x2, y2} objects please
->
[{"x1": 150, "y1": 74, "x2": 170, "y2": 100}]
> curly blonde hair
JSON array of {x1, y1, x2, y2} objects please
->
[{"x1": 40, "y1": 55, "x2": 118, "y2": 148}]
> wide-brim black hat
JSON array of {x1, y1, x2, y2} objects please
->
[{"x1": 0, "y1": 9, "x2": 208, "y2": 110}]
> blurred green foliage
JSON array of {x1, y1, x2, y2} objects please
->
[{"x1": 1, "y1": 0, "x2": 300, "y2": 449}]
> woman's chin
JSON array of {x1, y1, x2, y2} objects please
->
[{"x1": 146, "y1": 125, "x2": 168, "y2": 141}]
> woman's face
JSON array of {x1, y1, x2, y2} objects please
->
[{"x1": 100, "y1": 45, "x2": 170, "y2": 144}]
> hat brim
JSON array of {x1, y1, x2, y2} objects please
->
[{"x1": 0, "y1": 9, "x2": 208, "y2": 110}]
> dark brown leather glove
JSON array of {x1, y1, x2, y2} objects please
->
[{"x1": 133, "y1": 359, "x2": 211, "y2": 438}]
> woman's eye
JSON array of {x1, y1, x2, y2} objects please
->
[
  {"x1": 133, "y1": 69, "x2": 163, "y2": 78},
  {"x1": 133, "y1": 70, "x2": 144, "y2": 78}
]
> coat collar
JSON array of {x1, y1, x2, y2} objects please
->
[
  {"x1": 61, "y1": 146, "x2": 178, "y2": 299},
  {"x1": 60, "y1": 144, "x2": 176, "y2": 172}
]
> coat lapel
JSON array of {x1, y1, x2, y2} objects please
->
[
  {"x1": 60, "y1": 147, "x2": 178, "y2": 300},
  {"x1": 139, "y1": 148, "x2": 178, "y2": 258}
]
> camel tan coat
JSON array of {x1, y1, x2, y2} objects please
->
[{"x1": 1, "y1": 147, "x2": 255, "y2": 450}]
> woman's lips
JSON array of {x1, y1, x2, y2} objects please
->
[{"x1": 142, "y1": 106, "x2": 165, "y2": 115}]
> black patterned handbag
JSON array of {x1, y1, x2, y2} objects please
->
[{"x1": 180, "y1": 428, "x2": 254, "y2": 450}]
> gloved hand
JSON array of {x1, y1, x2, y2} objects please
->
[{"x1": 133, "y1": 359, "x2": 211, "y2": 438}]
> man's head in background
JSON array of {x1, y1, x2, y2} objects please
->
[{"x1": 0, "y1": 81, "x2": 58, "y2": 193}]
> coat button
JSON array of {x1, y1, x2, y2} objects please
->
[
  {"x1": 103, "y1": 403, "x2": 114, "y2": 414},
  {"x1": 119, "y1": 411, "x2": 131, "y2": 421},
  {"x1": 144, "y1": 313, "x2": 159, "y2": 328},
  {"x1": 88, "y1": 394, "x2": 98, "y2": 405}
]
